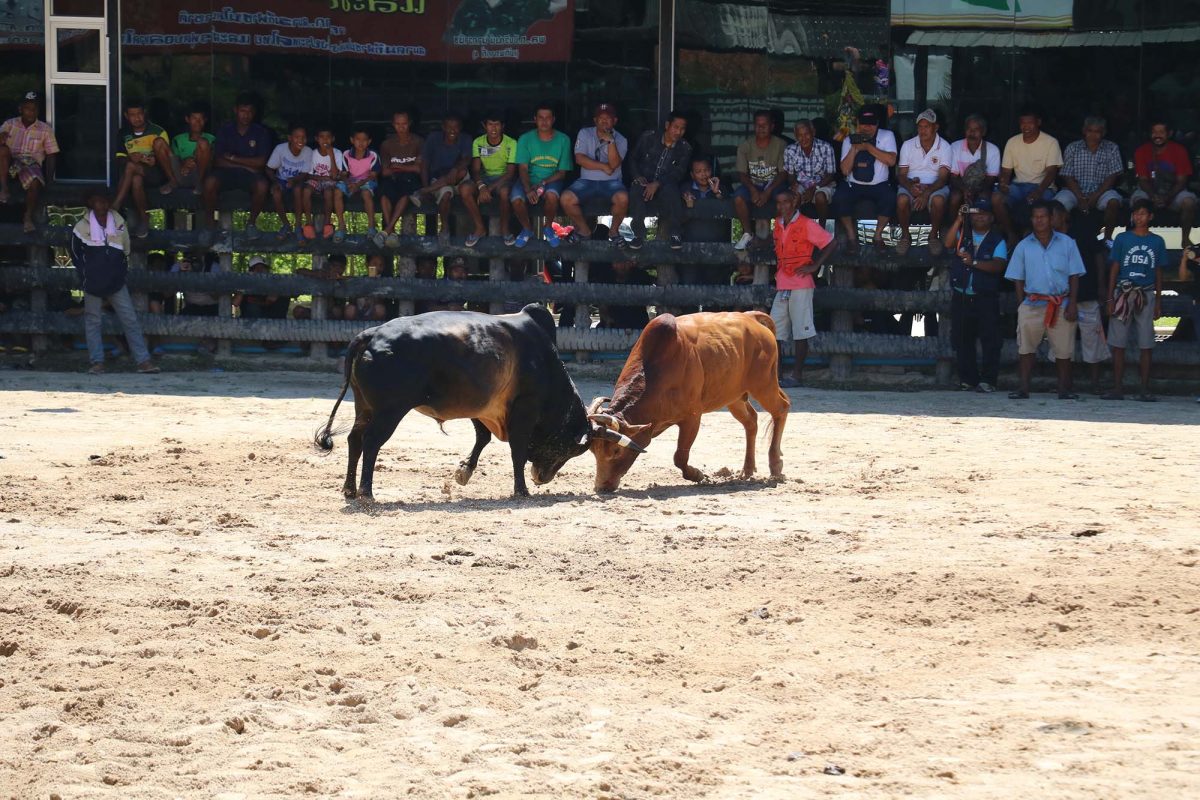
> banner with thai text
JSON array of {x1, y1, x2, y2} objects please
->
[
  {"x1": 891, "y1": 0, "x2": 1072, "y2": 29},
  {"x1": 121, "y1": 0, "x2": 573, "y2": 62}
]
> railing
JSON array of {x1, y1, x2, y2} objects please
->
[{"x1": 2, "y1": 190, "x2": 1198, "y2": 380}]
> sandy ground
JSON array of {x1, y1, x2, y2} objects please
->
[{"x1": 1, "y1": 369, "x2": 1198, "y2": 799}]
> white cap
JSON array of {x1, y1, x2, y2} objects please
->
[
  {"x1": 248, "y1": 256, "x2": 269, "y2": 269},
  {"x1": 916, "y1": 108, "x2": 938, "y2": 125}
]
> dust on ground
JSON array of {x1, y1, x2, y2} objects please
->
[{"x1": 1, "y1": 370, "x2": 1198, "y2": 798}]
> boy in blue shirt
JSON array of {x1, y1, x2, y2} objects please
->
[{"x1": 1103, "y1": 199, "x2": 1165, "y2": 400}]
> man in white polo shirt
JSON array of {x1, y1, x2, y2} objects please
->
[
  {"x1": 833, "y1": 106, "x2": 898, "y2": 255},
  {"x1": 896, "y1": 108, "x2": 952, "y2": 255}
]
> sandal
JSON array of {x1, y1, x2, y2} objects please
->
[{"x1": 1007, "y1": 390, "x2": 1029, "y2": 400}]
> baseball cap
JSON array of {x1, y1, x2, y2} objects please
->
[
  {"x1": 20, "y1": 90, "x2": 40, "y2": 106},
  {"x1": 916, "y1": 108, "x2": 938, "y2": 125},
  {"x1": 966, "y1": 196, "x2": 993, "y2": 214},
  {"x1": 858, "y1": 108, "x2": 881, "y2": 125},
  {"x1": 594, "y1": 103, "x2": 617, "y2": 117},
  {"x1": 248, "y1": 256, "x2": 269, "y2": 270}
]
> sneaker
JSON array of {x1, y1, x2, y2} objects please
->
[
  {"x1": 669, "y1": 234, "x2": 683, "y2": 250},
  {"x1": 385, "y1": 234, "x2": 401, "y2": 248},
  {"x1": 608, "y1": 234, "x2": 624, "y2": 247},
  {"x1": 465, "y1": 232, "x2": 482, "y2": 248},
  {"x1": 408, "y1": 192, "x2": 423, "y2": 208},
  {"x1": 628, "y1": 236, "x2": 644, "y2": 251},
  {"x1": 333, "y1": 229, "x2": 345, "y2": 244},
  {"x1": 543, "y1": 226, "x2": 561, "y2": 248},
  {"x1": 87, "y1": 363, "x2": 105, "y2": 375},
  {"x1": 322, "y1": 224, "x2": 335, "y2": 239},
  {"x1": 564, "y1": 230, "x2": 582, "y2": 245},
  {"x1": 504, "y1": 233, "x2": 517, "y2": 247},
  {"x1": 276, "y1": 223, "x2": 293, "y2": 241},
  {"x1": 958, "y1": 382, "x2": 974, "y2": 391},
  {"x1": 369, "y1": 229, "x2": 385, "y2": 247},
  {"x1": 976, "y1": 382, "x2": 995, "y2": 394},
  {"x1": 514, "y1": 229, "x2": 533, "y2": 248},
  {"x1": 734, "y1": 232, "x2": 753, "y2": 251},
  {"x1": 136, "y1": 360, "x2": 160, "y2": 374}
]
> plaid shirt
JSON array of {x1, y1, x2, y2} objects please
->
[
  {"x1": 0, "y1": 117, "x2": 60, "y2": 164},
  {"x1": 1061, "y1": 139, "x2": 1122, "y2": 194},
  {"x1": 783, "y1": 139, "x2": 836, "y2": 190}
]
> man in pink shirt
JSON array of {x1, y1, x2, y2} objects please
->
[
  {"x1": 772, "y1": 191, "x2": 838, "y2": 387},
  {"x1": 0, "y1": 91, "x2": 60, "y2": 232}
]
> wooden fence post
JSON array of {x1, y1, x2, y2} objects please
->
[
  {"x1": 487, "y1": 216, "x2": 505, "y2": 315},
  {"x1": 753, "y1": 218, "x2": 772, "y2": 286},
  {"x1": 573, "y1": 259, "x2": 590, "y2": 364},
  {"x1": 28, "y1": 235, "x2": 48, "y2": 354},
  {"x1": 216, "y1": 210, "x2": 233, "y2": 357},
  {"x1": 656, "y1": 263, "x2": 679, "y2": 316},
  {"x1": 396, "y1": 213, "x2": 416, "y2": 317},
  {"x1": 829, "y1": 264, "x2": 855, "y2": 381},
  {"x1": 310, "y1": 252, "x2": 328, "y2": 360}
]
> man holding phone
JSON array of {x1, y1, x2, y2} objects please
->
[
  {"x1": 561, "y1": 103, "x2": 628, "y2": 245},
  {"x1": 833, "y1": 107, "x2": 898, "y2": 255}
]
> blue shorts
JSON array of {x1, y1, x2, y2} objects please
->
[
  {"x1": 511, "y1": 179, "x2": 564, "y2": 204},
  {"x1": 564, "y1": 178, "x2": 627, "y2": 203},
  {"x1": 337, "y1": 179, "x2": 377, "y2": 196},
  {"x1": 833, "y1": 181, "x2": 898, "y2": 218},
  {"x1": 1003, "y1": 182, "x2": 1054, "y2": 207},
  {"x1": 733, "y1": 181, "x2": 789, "y2": 203},
  {"x1": 274, "y1": 176, "x2": 303, "y2": 193}
]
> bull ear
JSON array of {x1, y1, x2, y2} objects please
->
[{"x1": 593, "y1": 425, "x2": 647, "y2": 454}]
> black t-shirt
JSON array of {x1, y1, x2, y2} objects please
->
[
  {"x1": 592, "y1": 264, "x2": 653, "y2": 329},
  {"x1": 1068, "y1": 219, "x2": 1104, "y2": 303}
]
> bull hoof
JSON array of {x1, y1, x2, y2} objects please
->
[
  {"x1": 454, "y1": 463, "x2": 474, "y2": 486},
  {"x1": 681, "y1": 467, "x2": 706, "y2": 483},
  {"x1": 343, "y1": 485, "x2": 357, "y2": 498},
  {"x1": 513, "y1": 487, "x2": 530, "y2": 498},
  {"x1": 356, "y1": 493, "x2": 375, "y2": 505}
]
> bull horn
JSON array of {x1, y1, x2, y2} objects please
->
[
  {"x1": 588, "y1": 396, "x2": 612, "y2": 415},
  {"x1": 594, "y1": 425, "x2": 646, "y2": 454},
  {"x1": 588, "y1": 412, "x2": 619, "y2": 429}
]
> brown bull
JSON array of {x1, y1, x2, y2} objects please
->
[{"x1": 589, "y1": 311, "x2": 791, "y2": 493}]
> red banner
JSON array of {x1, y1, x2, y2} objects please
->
[{"x1": 120, "y1": 0, "x2": 574, "y2": 63}]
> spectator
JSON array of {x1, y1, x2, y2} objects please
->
[
  {"x1": 233, "y1": 256, "x2": 290, "y2": 319},
  {"x1": 172, "y1": 252, "x2": 223, "y2": 319},
  {"x1": 461, "y1": 110, "x2": 516, "y2": 247},
  {"x1": 561, "y1": 103, "x2": 629, "y2": 245},
  {"x1": 1131, "y1": 120, "x2": 1197, "y2": 247},
  {"x1": 624, "y1": 110, "x2": 693, "y2": 251},
  {"x1": 0, "y1": 91, "x2": 60, "y2": 233},
  {"x1": 834, "y1": 107, "x2": 898, "y2": 255},
  {"x1": 1054, "y1": 116, "x2": 1125, "y2": 242},
  {"x1": 592, "y1": 257, "x2": 653, "y2": 330},
  {"x1": 512, "y1": 103, "x2": 572, "y2": 248},
  {"x1": 1003, "y1": 201, "x2": 1085, "y2": 400},
  {"x1": 265, "y1": 123, "x2": 313, "y2": 241},
  {"x1": 771, "y1": 190, "x2": 837, "y2": 387},
  {"x1": 334, "y1": 126, "x2": 380, "y2": 245},
  {"x1": 413, "y1": 256, "x2": 438, "y2": 314},
  {"x1": 1103, "y1": 199, "x2": 1165, "y2": 401},
  {"x1": 296, "y1": 254, "x2": 349, "y2": 319},
  {"x1": 1052, "y1": 203, "x2": 1108, "y2": 393},
  {"x1": 303, "y1": 125, "x2": 345, "y2": 241},
  {"x1": 680, "y1": 156, "x2": 731, "y2": 286},
  {"x1": 68, "y1": 189, "x2": 158, "y2": 374},
  {"x1": 170, "y1": 104, "x2": 214, "y2": 196},
  {"x1": 203, "y1": 94, "x2": 271, "y2": 234},
  {"x1": 345, "y1": 254, "x2": 391, "y2": 322},
  {"x1": 783, "y1": 119, "x2": 837, "y2": 228},
  {"x1": 895, "y1": 108, "x2": 952, "y2": 256},
  {"x1": 993, "y1": 108, "x2": 1062, "y2": 242},
  {"x1": 418, "y1": 113, "x2": 471, "y2": 241},
  {"x1": 378, "y1": 111, "x2": 424, "y2": 240},
  {"x1": 944, "y1": 200, "x2": 1006, "y2": 393},
  {"x1": 112, "y1": 99, "x2": 177, "y2": 238},
  {"x1": 949, "y1": 113, "x2": 1000, "y2": 212},
  {"x1": 733, "y1": 109, "x2": 788, "y2": 251},
  {"x1": 145, "y1": 251, "x2": 173, "y2": 315}
]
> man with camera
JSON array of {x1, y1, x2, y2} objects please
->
[
  {"x1": 833, "y1": 107, "x2": 898, "y2": 255},
  {"x1": 944, "y1": 200, "x2": 1007, "y2": 393}
]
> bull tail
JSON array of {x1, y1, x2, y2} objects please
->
[
  {"x1": 313, "y1": 337, "x2": 366, "y2": 452},
  {"x1": 746, "y1": 309, "x2": 777, "y2": 337}
]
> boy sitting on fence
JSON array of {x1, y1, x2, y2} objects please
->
[
  {"x1": 266, "y1": 124, "x2": 314, "y2": 241},
  {"x1": 303, "y1": 126, "x2": 344, "y2": 241},
  {"x1": 333, "y1": 127, "x2": 380, "y2": 245}
]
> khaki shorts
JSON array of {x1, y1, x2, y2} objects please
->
[
  {"x1": 1076, "y1": 300, "x2": 1108, "y2": 363},
  {"x1": 1107, "y1": 294, "x2": 1156, "y2": 350},
  {"x1": 771, "y1": 288, "x2": 816, "y2": 341},
  {"x1": 1017, "y1": 301, "x2": 1076, "y2": 357}
]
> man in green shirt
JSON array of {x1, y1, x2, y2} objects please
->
[
  {"x1": 112, "y1": 98, "x2": 177, "y2": 238},
  {"x1": 461, "y1": 110, "x2": 517, "y2": 247},
  {"x1": 170, "y1": 105, "x2": 215, "y2": 194},
  {"x1": 511, "y1": 103, "x2": 571, "y2": 248}
]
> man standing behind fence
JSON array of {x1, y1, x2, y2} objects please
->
[
  {"x1": 772, "y1": 190, "x2": 837, "y2": 388},
  {"x1": 1004, "y1": 201, "x2": 1084, "y2": 400},
  {"x1": 70, "y1": 190, "x2": 159, "y2": 375}
]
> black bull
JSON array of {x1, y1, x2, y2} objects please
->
[{"x1": 315, "y1": 304, "x2": 640, "y2": 501}]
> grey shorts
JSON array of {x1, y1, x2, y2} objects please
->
[
  {"x1": 1107, "y1": 294, "x2": 1156, "y2": 350},
  {"x1": 770, "y1": 288, "x2": 815, "y2": 341}
]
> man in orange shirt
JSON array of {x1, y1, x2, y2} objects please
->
[{"x1": 772, "y1": 191, "x2": 838, "y2": 387}]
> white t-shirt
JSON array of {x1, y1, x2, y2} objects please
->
[
  {"x1": 266, "y1": 143, "x2": 314, "y2": 181},
  {"x1": 899, "y1": 134, "x2": 953, "y2": 185},
  {"x1": 839, "y1": 129, "x2": 898, "y2": 186},
  {"x1": 949, "y1": 139, "x2": 1001, "y2": 178},
  {"x1": 308, "y1": 149, "x2": 346, "y2": 182}
]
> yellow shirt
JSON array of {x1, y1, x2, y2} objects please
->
[{"x1": 1001, "y1": 131, "x2": 1063, "y2": 185}]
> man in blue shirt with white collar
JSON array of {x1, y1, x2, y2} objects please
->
[{"x1": 1004, "y1": 201, "x2": 1085, "y2": 400}]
